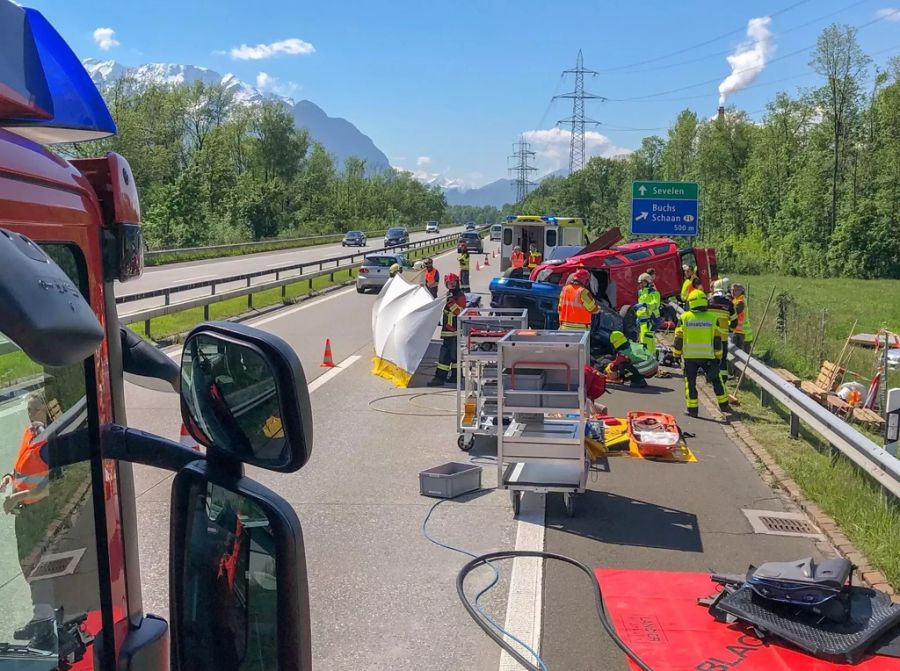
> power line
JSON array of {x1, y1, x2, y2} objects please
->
[
  {"x1": 596, "y1": 0, "x2": 813, "y2": 73},
  {"x1": 508, "y1": 138, "x2": 537, "y2": 202},
  {"x1": 553, "y1": 49, "x2": 605, "y2": 173}
]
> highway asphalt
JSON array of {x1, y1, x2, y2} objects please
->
[{"x1": 120, "y1": 239, "x2": 837, "y2": 670}]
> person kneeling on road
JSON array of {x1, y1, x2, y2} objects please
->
[
  {"x1": 428, "y1": 273, "x2": 467, "y2": 387},
  {"x1": 605, "y1": 331, "x2": 648, "y2": 388},
  {"x1": 558, "y1": 268, "x2": 600, "y2": 331},
  {"x1": 674, "y1": 290, "x2": 732, "y2": 417}
]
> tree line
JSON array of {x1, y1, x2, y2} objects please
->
[
  {"x1": 69, "y1": 80, "x2": 447, "y2": 250},
  {"x1": 517, "y1": 25, "x2": 900, "y2": 279}
]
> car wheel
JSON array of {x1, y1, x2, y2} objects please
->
[{"x1": 356, "y1": 285, "x2": 365, "y2": 293}]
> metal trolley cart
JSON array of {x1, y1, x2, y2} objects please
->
[
  {"x1": 497, "y1": 330, "x2": 589, "y2": 517},
  {"x1": 456, "y1": 307, "x2": 529, "y2": 451}
]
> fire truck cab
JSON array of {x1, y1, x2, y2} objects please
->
[{"x1": 1, "y1": 3, "x2": 311, "y2": 669}]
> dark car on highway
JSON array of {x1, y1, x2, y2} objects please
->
[
  {"x1": 457, "y1": 231, "x2": 483, "y2": 254},
  {"x1": 384, "y1": 226, "x2": 409, "y2": 247},
  {"x1": 342, "y1": 230, "x2": 367, "y2": 247}
]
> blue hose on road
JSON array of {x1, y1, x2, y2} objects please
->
[{"x1": 421, "y1": 493, "x2": 549, "y2": 671}]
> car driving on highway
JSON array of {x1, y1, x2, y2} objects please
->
[
  {"x1": 490, "y1": 223, "x2": 502, "y2": 240},
  {"x1": 357, "y1": 252, "x2": 410, "y2": 293},
  {"x1": 465, "y1": 221, "x2": 477, "y2": 231},
  {"x1": 342, "y1": 230, "x2": 367, "y2": 247},
  {"x1": 457, "y1": 230, "x2": 484, "y2": 254},
  {"x1": 384, "y1": 226, "x2": 410, "y2": 247},
  {"x1": 426, "y1": 221, "x2": 440, "y2": 234}
]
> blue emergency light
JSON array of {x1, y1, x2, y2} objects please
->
[{"x1": 0, "y1": 2, "x2": 116, "y2": 144}]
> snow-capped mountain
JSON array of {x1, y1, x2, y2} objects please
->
[{"x1": 82, "y1": 59, "x2": 390, "y2": 173}]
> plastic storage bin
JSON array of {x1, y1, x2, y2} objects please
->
[{"x1": 419, "y1": 462, "x2": 483, "y2": 498}]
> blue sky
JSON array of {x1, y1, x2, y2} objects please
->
[{"x1": 28, "y1": 0, "x2": 900, "y2": 188}]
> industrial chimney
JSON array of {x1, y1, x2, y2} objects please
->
[{"x1": 717, "y1": 106, "x2": 725, "y2": 121}]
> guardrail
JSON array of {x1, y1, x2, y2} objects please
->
[
  {"x1": 118, "y1": 230, "x2": 478, "y2": 334},
  {"x1": 730, "y1": 347, "x2": 900, "y2": 498}
]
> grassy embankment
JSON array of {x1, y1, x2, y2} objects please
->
[{"x1": 729, "y1": 274, "x2": 900, "y2": 588}]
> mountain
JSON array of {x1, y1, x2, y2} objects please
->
[
  {"x1": 82, "y1": 59, "x2": 390, "y2": 173},
  {"x1": 442, "y1": 169, "x2": 569, "y2": 207}
]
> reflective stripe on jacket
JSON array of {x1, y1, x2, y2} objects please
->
[
  {"x1": 458, "y1": 254, "x2": 469, "y2": 270},
  {"x1": 425, "y1": 268, "x2": 439, "y2": 288},
  {"x1": 511, "y1": 251, "x2": 525, "y2": 269},
  {"x1": 527, "y1": 252, "x2": 542, "y2": 269},
  {"x1": 13, "y1": 425, "x2": 49, "y2": 505},
  {"x1": 680, "y1": 278, "x2": 694, "y2": 302},
  {"x1": 734, "y1": 295, "x2": 753, "y2": 338},
  {"x1": 637, "y1": 287, "x2": 661, "y2": 318},
  {"x1": 441, "y1": 294, "x2": 467, "y2": 336},
  {"x1": 558, "y1": 283, "x2": 598, "y2": 329}
]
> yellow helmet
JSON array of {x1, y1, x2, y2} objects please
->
[
  {"x1": 610, "y1": 330, "x2": 628, "y2": 349},
  {"x1": 688, "y1": 289, "x2": 708, "y2": 311}
]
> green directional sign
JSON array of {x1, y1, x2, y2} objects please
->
[{"x1": 632, "y1": 180, "x2": 698, "y2": 200}]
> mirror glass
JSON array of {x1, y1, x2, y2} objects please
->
[
  {"x1": 181, "y1": 334, "x2": 289, "y2": 467},
  {"x1": 180, "y1": 482, "x2": 279, "y2": 671}
]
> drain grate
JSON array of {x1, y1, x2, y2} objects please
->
[
  {"x1": 742, "y1": 509, "x2": 824, "y2": 539},
  {"x1": 28, "y1": 548, "x2": 86, "y2": 583}
]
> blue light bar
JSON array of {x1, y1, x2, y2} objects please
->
[{"x1": 1, "y1": 5, "x2": 115, "y2": 144}]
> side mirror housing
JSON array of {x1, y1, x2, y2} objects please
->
[
  {"x1": 179, "y1": 322, "x2": 313, "y2": 472},
  {"x1": 170, "y1": 462, "x2": 311, "y2": 671}
]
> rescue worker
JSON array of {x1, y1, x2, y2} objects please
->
[
  {"x1": 557, "y1": 268, "x2": 600, "y2": 331},
  {"x1": 510, "y1": 245, "x2": 526, "y2": 276},
  {"x1": 731, "y1": 283, "x2": 753, "y2": 354},
  {"x1": 674, "y1": 290, "x2": 731, "y2": 417},
  {"x1": 423, "y1": 257, "x2": 439, "y2": 297},
  {"x1": 428, "y1": 273, "x2": 467, "y2": 386},
  {"x1": 389, "y1": 263, "x2": 401, "y2": 279},
  {"x1": 680, "y1": 265, "x2": 698, "y2": 303},
  {"x1": 635, "y1": 272, "x2": 661, "y2": 355},
  {"x1": 708, "y1": 278, "x2": 736, "y2": 385},
  {"x1": 605, "y1": 331, "x2": 648, "y2": 388},
  {"x1": 527, "y1": 243, "x2": 542, "y2": 270},
  {"x1": 458, "y1": 243, "x2": 471, "y2": 292}
]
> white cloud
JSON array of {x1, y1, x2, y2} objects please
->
[
  {"x1": 718, "y1": 17, "x2": 775, "y2": 105},
  {"x1": 876, "y1": 7, "x2": 900, "y2": 21},
  {"x1": 522, "y1": 128, "x2": 631, "y2": 174},
  {"x1": 93, "y1": 27, "x2": 120, "y2": 51},
  {"x1": 416, "y1": 156, "x2": 432, "y2": 167},
  {"x1": 255, "y1": 72, "x2": 300, "y2": 99},
  {"x1": 230, "y1": 38, "x2": 315, "y2": 61}
]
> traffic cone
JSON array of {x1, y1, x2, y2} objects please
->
[
  {"x1": 484, "y1": 254, "x2": 490, "y2": 266},
  {"x1": 493, "y1": 250, "x2": 497, "y2": 258},
  {"x1": 321, "y1": 338, "x2": 336, "y2": 368},
  {"x1": 180, "y1": 423, "x2": 200, "y2": 451},
  {"x1": 476, "y1": 261, "x2": 481, "y2": 271}
]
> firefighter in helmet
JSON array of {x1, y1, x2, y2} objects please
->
[
  {"x1": 428, "y1": 273, "x2": 467, "y2": 386},
  {"x1": 674, "y1": 290, "x2": 731, "y2": 417}
]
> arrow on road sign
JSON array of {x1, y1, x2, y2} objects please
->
[
  {"x1": 635, "y1": 211, "x2": 649, "y2": 221},
  {"x1": 638, "y1": 185, "x2": 647, "y2": 196}
]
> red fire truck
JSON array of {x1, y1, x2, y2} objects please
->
[{"x1": 1, "y1": 2, "x2": 311, "y2": 668}]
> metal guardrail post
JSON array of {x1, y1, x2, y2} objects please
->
[
  {"x1": 760, "y1": 387, "x2": 770, "y2": 407},
  {"x1": 247, "y1": 277, "x2": 252, "y2": 309},
  {"x1": 144, "y1": 320, "x2": 150, "y2": 338},
  {"x1": 203, "y1": 304, "x2": 209, "y2": 321},
  {"x1": 789, "y1": 411, "x2": 800, "y2": 439},
  {"x1": 164, "y1": 291, "x2": 170, "y2": 306}
]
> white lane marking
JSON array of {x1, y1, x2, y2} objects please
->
[
  {"x1": 249, "y1": 286, "x2": 356, "y2": 327},
  {"x1": 171, "y1": 274, "x2": 215, "y2": 285},
  {"x1": 308, "y1": 355, "x2": 362, "y2": 393},
  {"x1": 499, "y1": 492, "x2": 546, "y2": 671}
]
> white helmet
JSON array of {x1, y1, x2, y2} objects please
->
[
  {"x1": 638, "y1": 273, "x2": 652, "y2": 285},
  {"x1": 413, "y1": 260, "x2": 425, "y2": 270}
]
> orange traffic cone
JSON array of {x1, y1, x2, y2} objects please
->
[
  {"x1": 321, "y1": 338, "x2": 336, "y2": 368},
  {"x1": 476, "y1": 261, "x2": 481, "y2": 271},
  {"x1": 180, "y1": 423, "x2": 200, "y2": 451},
  {"x1": 484, "y1": 254, "x2": 490, "y2": 266}
]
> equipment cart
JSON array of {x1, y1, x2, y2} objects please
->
[
  {"x1": 497, "y1": 330, "x2": 589, "y2": 517},
  {"x1": 456, "y1": 307, "x2": 529, "y2": 451}
]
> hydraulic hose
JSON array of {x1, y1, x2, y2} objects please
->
[{"x1": 456, "y1": 550, "x2": 653, "y2": 671}]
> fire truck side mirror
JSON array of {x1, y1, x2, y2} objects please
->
[
  {"x1": 170, "y1": 461, "x2": 311, "y2": 671},
  {"x1": 0, "y1": 227, "x2": 103, "y2": 367},
  {"x1": 178, "y1": 321, "x2": 313, "y2": 473}
]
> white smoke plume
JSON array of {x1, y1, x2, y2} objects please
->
[{"x1": 718, "y1": 16, "x2": 775, "y2": 106}]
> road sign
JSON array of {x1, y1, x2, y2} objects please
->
[{"x1": 631, "y1": 180, "x2": 699, "y2": 236}]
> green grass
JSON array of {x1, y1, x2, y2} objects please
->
[
  {"x1": 145, "y1": 234, "x2": 345, "y2": 266},
  {"x1": 732, "y1": 273, "x2": 899, "y2": 388},
  {"x1": 0, "y1": 350, "x2": 43, "y2": 385},
  {"x1": 132, "y1": 239, "x2": 458, "y2": 341},
  {"x1": 733, "y1": 385, "x2": 900, "y2": 589}
]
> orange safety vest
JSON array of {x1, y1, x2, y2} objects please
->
[
  {"x1": 558, "y1": 283, "x2": 594, "y2": 329},
  {"x1": 425, "y1": 268, "x2": 438, "y2": 288},
  {"x1": 527, "y1": 251, "x2": 543, "y2": 269},
  {"x1": 441, "y1": 294, "x2": 467, "y2": 337},
  {"x1": 13, "y1": 425, "x2": 49, "y2": 505},
  {"x1": 511, "y1": 251, "x2": 525, "y2": 269}
]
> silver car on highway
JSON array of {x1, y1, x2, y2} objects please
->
[{"x1": 356, "y1": 252, "x2": 410, "y2": 293}]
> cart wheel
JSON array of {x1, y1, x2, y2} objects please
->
[
  {"x1": 457, "y1": 434, "x2": 475, "y2": 451},
  {"x1": 564, "y1": 493, "x2": 576, "y2": 518},
  {"x1": 511, "y1": 491, "x2": 522, "y2": 517}
]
